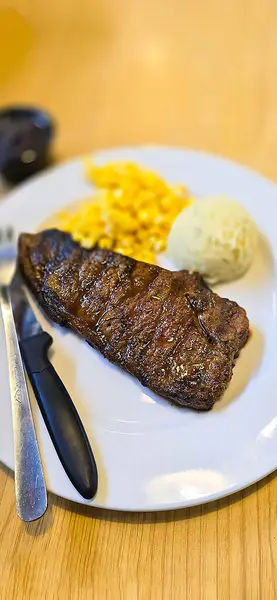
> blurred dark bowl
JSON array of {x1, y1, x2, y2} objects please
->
[{"x1": 0, "y1": 105, "x2": 55, "y2": 184}]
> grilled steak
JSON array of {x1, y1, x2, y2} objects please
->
[{"x1": 18, "y1": 229, "x2": 249, "y2": 410}]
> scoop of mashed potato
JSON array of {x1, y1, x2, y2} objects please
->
[{"x1": 167, "y1": 196, "x2": 258, "y2": 283}]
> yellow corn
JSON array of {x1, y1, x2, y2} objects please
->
[{"x1": 57, "y1": 160, "x2": 191, "y2": 264}]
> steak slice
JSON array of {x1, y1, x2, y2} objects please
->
[{"x1": 18, "y1": 229, "x2": 249, "y2": 410}]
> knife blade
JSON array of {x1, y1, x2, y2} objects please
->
[{"x1": 11, "y1": 274, "x2": 98, "y2": 500}]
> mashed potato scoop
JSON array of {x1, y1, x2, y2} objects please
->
[{"x1": 167, "y1": 196, "x2": 258, "y2": 283}]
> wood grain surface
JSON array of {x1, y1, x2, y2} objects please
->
[{"x1": 1, "y1": 1, "x2": 277, "y2": 598}]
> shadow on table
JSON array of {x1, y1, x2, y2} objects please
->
[{"x1": 1, "y1": 460, "x2": 276, "y2": 531}]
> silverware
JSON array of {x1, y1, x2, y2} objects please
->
[
  {"x1": 12, "y1": 274, "x2": 98, "y2": 500},
  {"x1": 0, "y1": 227, "x2": 47, "y2": 521}
]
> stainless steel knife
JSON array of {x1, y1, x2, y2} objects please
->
[{"x1": 11, "y1": 275, "x2": 98, "y2": 500}]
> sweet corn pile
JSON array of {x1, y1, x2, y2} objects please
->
[{"x1": 57, "y1": 160, "x2": 191, "y2": 264}]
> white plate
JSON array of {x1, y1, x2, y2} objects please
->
[{"x1": 0, "y1": 146, "x2": 277, "y2": 512}]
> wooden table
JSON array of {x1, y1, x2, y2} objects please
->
[{"x1": 1, "y1": 1, "x2": 277, "y2": 598}]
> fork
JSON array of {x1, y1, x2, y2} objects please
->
[{"x1": 0, "y1": 227, "x2": 47, "y2": 521}]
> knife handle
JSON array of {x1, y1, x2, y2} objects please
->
[{"x1": 20, "y1": 331, "x2": 98, "y2": 500}]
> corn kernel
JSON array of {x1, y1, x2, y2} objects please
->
[
  {"x1": 160, "y1": 195, "x2": 172, "y2": 211},
  {"x1": 98, "y1": 237, "x2": 113, "y2": 250},
  {"x1": 72, "y1": 232, "x2": 83, "y2": 242},
  {"x1": 138, "y1": 210, "x2": 150, "y2": 224},
  {"x1": 119, "y1": 214, "x2": 137, "y2": 233},
  {"x1": 114, "y1": 246, "x2": 133, "y2": 257},
  {"x1": 171, "y1": 184, "x2": 188, "y2": 197},
  {"x1": 119, "y1": 236, "x2": 134, "y2": 248},
  {"x1": 133, "y1": 250, "x2": 155, "y2": 263},
  {"x1": 81, "y1": 237, "x2": 95, "y2": 249},
  {"x1": 153, "y1": 239, "x2": 166, "y2": 252}
]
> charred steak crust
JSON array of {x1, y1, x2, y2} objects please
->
[{"x1": 18, "y1": 229, "x2": 249, "y2": 410}]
